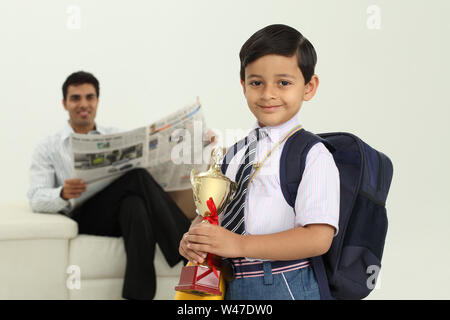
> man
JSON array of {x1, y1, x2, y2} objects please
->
[{"x1": 27, "y1": 71, "x2": 195, "y2": 300}]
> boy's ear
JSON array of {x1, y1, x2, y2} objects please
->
[
  {"x1": 62, "y1": 99, "x2": 68, "y2": 111},
  {"x1": 303, "y1": 74, "x2": 319, "y2": 101},
  {"x1": 240, "y1": 79, "x2": 246, "y2": 94}
]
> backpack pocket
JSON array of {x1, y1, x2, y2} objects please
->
[{"x1": 335, "y1": 193, "x2": 388, "y2": 299}]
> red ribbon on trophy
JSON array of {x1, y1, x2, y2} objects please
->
[
  {"x1": 197, "y1": 197, "x2": 219, "y2": 279},
  {"x1": 204, "y1": 197, "x2": 219, "y2": 225}
]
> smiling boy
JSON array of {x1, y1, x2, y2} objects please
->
[
  {"x1": 243, "y1": 53, "x2": 316, "y2": 127},
  {"x1": 179, "y1": 24, "x2": 340, "y2": 300}
]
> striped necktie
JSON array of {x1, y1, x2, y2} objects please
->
[{"x1": 222, "y1": 127, "x2": 267, "y2": 234}]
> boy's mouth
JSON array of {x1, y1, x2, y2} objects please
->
[{"x1": 258, "y1": 104, "x2": 282, "y2": 112}]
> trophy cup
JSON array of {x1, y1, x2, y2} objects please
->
[{"x1": 175, "y1": 148, "x2": 237, "y2": 298}]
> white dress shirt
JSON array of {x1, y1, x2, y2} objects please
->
[
  {"x1": 27, "y1": 121, "x2": 120, "y2": 215},
  {"x1": 220, "y1": 114, "x2": 340, "y2": 237}
]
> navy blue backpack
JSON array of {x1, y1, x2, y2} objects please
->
[{"x1": 280, "y1": 129, "x2": 393, "y2": 299}]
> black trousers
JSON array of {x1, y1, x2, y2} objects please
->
[{"x1": 71, "y1": 168, "x2": 190, "y2": 300}]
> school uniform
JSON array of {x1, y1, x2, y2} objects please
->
[{"x1": 220, "y1": 114, "x2": 340, "y2": 300}]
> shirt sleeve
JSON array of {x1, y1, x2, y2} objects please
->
[
  {"x1": 27, "y1": 141, "x2": 71, "y2": 214},
  {"x1": 294, "y1": 142, "x2": 340, "y2": 236}
]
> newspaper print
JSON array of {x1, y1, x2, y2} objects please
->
[{"x1": 69, "y1": 98, "x2": 213, "y2": 207}]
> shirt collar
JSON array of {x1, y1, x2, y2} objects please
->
[
  {"x1": 252, "y1": 114, "x2": 302, "y2": 143},
  {"x1": 60, "y1": 120, "x2": 106, "y2": 142}
]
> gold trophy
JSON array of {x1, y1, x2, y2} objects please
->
[{"x1": 175, "y1": 147, "x2": 237, "y2": 299}]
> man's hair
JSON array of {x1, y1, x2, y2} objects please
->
[
  {"x1": 239, "y1": 24, "x2": 317, "y2": 84},
  {"x1": 62, "y1": 71, "x2": 100, "y2": 100}
]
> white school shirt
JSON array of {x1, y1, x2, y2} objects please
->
[
  {"x1": 220, "y1": 115, "x2": 340, "y2": 237},
  {"x1": 27, "y1": 121, "x2": 120, "y2": 215}
]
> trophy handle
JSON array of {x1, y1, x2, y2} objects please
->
[
  {"x1": 190, "y1": 168, "x2": 199, "y2": 199},
  {"x1": 211, "y1": 147, "x2": 223, "y2": 165}
]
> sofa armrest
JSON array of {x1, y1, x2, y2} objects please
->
[{"x1": 0, "y1": 203, "x2": 78, "y2": 241}]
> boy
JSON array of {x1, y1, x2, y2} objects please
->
[{"x1": 179, "y1": 24, "x2": 340, "y2": 300}]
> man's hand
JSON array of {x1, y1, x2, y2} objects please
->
[
  {"x1": 60, "y1": 178, "x2": 87, "y2": 200},
  {"x1": 203, "y1": 129, "x2": 217, "y2": 145}
]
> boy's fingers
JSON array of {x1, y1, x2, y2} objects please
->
[
  {"x1": 180, "y1": 233, "x2": 207, "y2": 263},
  {"x1": 180, "y1": 248, "x2": 200, "y2": 264},
  {"x1": 179, "y1": 246, "x2": 189, "y2": 261},
  {"x1": 186, "y1": 234, "x2": 209, "y2": 245},
  {"x1": 189, "y1": 223, "x2": 214, "y2": 236},
  {"x1": 181, "y1": 244, "x2": 205, "y2": 264},
  {"x1": 187, "y1": 242, "x2": 210, "y2": 253},
  {"x1": 189, "y1": 252, "x2": 205, "y2": 264}
]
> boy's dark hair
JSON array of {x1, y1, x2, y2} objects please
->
[
  {"x1": 62, "y1": 71, "x2": 100, "y2": 100},
  {"x1": 239, "y1": 24, "x2": 317, "y2": 84}
]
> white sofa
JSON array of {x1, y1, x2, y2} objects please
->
[{"x1": 0, "y1": 202, "x2": 185, "y2": 300}]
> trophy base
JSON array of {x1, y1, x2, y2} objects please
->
[{"x1": 175, "y1": 264, "x2": 222, "y2": 296}]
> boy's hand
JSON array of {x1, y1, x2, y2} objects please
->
[
  {"x1": 179, "y1": 217, "x2": 208, "y2": 264},
  {"x1": 186, "y1": 222, "x2": 243, "y2": 258},
  {"x1": 61, "y1": 178, "x2": 87, "y2": 200}
]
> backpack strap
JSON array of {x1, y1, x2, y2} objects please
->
[
  {"x1": 279, "y1": 129, "x2": 335, "y2": 208},
  {"x1": 279, "y1": 129, "x2": 336, "y2": 300}
]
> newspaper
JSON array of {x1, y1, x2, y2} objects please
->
[{"x1": 69, "y1": 99, "x2": 212, "y2": 208}]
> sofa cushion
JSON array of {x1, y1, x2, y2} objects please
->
[
  {"x1": 0, "y1": 203, "x2": 78, "y2": 241},
  {"x1": 0, "y1": 239, "x2": 69, "y2": 299},
  {"x1": 69, "y1": 234, "x2": 183, "y2": 280},
  {"x1": 69, "y1": 235, "x2": 126, "y2": 280},
  {"x1": 68, "y1": 278, "x2": 124, "y2": 300}
]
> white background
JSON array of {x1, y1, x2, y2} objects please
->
[{"x1": 0, "y1": 0, "x2": 449, "y2": 299}]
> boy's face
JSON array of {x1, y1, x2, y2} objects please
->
[{"x1": 241, "y1": 54, "x2": 318, "y2": 128}]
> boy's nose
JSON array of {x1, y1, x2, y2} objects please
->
[{"x1": 261, "y1": 84, "x2": 278, "y2": 100}]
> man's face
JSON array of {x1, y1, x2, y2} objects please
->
[
  {"x1": 241, "y1": 54, "x2": 317, "y2": 128},
  {"x1": 63, "y1": 83, "x2": 98, "y2": 130}
]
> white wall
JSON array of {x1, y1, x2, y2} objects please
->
[{"x1": 0, "y1": 0, "x2": 449, "y2": 299}]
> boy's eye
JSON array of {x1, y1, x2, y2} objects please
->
[
  {"x1": 279, "y1": 80, "x2": 291, "y2": 86},
  {"x1": 249, "y1": 81, "x2": 262, "y2": 86}
]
